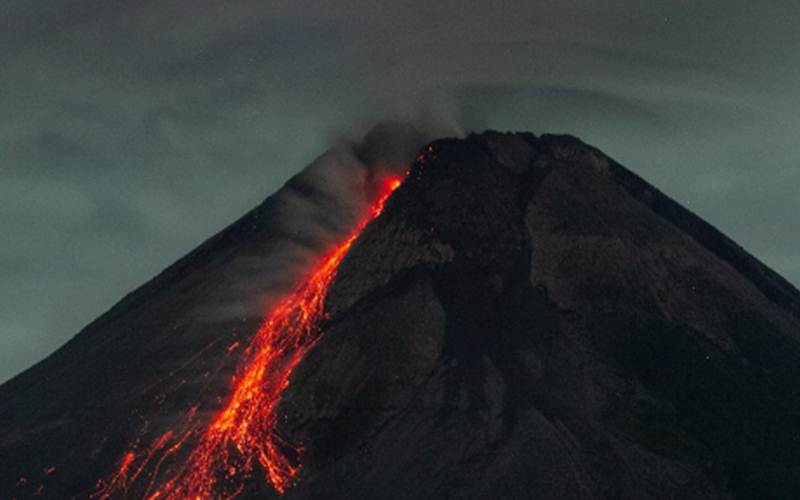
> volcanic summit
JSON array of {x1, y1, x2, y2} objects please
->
[{"x1": 2, "y1": 131, "x2": 799, "y2": 499}]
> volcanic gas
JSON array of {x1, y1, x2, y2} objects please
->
[{"x1": 91, "y1": 175, "x2": 405, "y2": 499}]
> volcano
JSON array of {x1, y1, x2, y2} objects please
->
[{"x1": 2, "y1": 131, "x2": 799, "y2": 500}]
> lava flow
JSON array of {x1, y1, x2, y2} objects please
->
[{"x1": 93, "y1": 175, "x2": 404, "y2": 499}]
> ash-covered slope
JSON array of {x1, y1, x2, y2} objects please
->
[{"x1": 2, "y1": 131, "x2": 800, "y2": 499}]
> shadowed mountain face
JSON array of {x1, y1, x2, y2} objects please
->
[{"x1": 2, "y1": 132, "x2": 799, "y2": 499}]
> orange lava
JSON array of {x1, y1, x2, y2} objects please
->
[{"x1": 93, "y1": 175, "x2": 404, "y2": 499}]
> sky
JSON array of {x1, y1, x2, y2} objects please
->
[{"x1": 1, "y1": 0, "x2": 798, "y2": 382}]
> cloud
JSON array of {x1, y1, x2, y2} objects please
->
[{"x1": 1, "y1": 0, "x2": 799, "y2": 382}]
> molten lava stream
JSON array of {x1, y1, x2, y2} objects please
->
[{"x1": 93, "y1": 176, "x2": 403, "y2": 500}]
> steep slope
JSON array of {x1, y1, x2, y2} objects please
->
[{"x1": 2, "y1": 131, "x2": 799, "y2": 499}]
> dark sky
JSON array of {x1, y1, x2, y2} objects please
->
[{"x1": 2, "y1": 1, "x2": 798, "y2": 382}]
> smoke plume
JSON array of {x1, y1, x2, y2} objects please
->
[{"x1": 201, "y1": 122, "x2": 429, "y2": 323}]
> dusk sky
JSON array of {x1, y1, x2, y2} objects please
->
[{"x1": 2, "y1": 0, "x2": 799, "y2": 382}]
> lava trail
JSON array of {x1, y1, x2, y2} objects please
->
[{"x1": 93, "y1": 175, "x2": 404, "y2": 499}]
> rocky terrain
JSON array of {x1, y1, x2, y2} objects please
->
[{"x1": 2, "y1": 131, "x2": 799, "y2": 499}]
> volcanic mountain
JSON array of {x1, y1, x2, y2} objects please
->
[{"x1": 2, "y1": 131, "x2": 799, "y2": 500}]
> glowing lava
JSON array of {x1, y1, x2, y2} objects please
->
[{"x1": 93, "y1": 175, "x2": 404, "y2": 499}]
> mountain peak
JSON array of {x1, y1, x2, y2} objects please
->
[{"x1": 2, "y1": 130, "x2": 799, "y2": 499}]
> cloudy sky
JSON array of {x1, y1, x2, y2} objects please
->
[{"x1": 2, "y1": 0, "x2": 798, "y2": 382}]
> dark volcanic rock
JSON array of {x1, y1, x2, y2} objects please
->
[
  {"x1": 279, "y1": 132, "x2": 800, "y2": 500},
  {"x1": 2, "y1": 131, "x2": 799, "y2": 499}
]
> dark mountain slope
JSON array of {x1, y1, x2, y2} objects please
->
[
  {"x1": 278, "y1": 132, "x2": 800, "y2": 500},
  {"x1": 1, "y1": 131, "x2": 799, "y2": 499}
]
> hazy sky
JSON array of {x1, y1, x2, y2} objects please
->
[{"x1": 2, "y1": 0, "x2": 798, "y2": 382}]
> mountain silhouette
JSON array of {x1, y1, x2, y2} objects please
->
[{"x1": 2, "y1": 131, "x2": 799, "y2": 500}]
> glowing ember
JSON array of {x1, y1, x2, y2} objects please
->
[{"x1": 93, "y1": 174, "x2": 404, "y2": 499}]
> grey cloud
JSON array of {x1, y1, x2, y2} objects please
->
[{"x1": 1, "y1": 0, "x2": 798, "y2": 382}]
